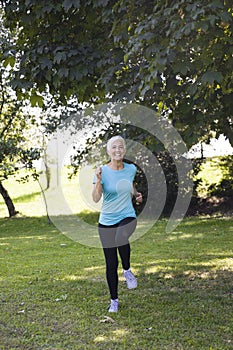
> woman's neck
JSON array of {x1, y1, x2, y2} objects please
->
[{"x1": 108, "y1": 160, "x2": 124, "y2": 170}]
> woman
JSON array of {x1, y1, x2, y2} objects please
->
[{"x1": 92, "y1": 135, "x2": 142, "y2": 313}]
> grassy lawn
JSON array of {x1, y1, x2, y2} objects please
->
[
  {"x1": 0, "y1": 214, "x2": 233, "y2": 349},
  {"x1": 0, "y1": 169, "x2": 233, "y2": 349}
]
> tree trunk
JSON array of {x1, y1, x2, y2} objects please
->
[{"x1": 0, "y1": 181, "x2": 18, "y2": 217}]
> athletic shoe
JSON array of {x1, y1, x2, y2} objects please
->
[
  {"x1": 123, "y1": 270, "x2": 137, "y2": 289},
  {"x1": 108, "y1": 299, "x2": 119, "y2": 313}
]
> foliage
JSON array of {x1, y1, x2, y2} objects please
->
[
  {"x1": 1, "y1": 0, "x2": 233, "y2": 148},
  {"x1": 0, "y1": 216, "x2": 232, "y2": 349},
  {"x1": 0, "y1": 10, "x2": 41, "y2": 180},
  {"x1": 111, "y1": 0, "x2": 233, "y2": 147},
  {"x1": 0, "y1": 94, "x2": 41, "y2": 215},
  {"x1": 194, "y1": 155, "x2": 233, "y2": 197},
  {"x1": 0, "y1": 82, "x2": 40, "y2": 179},
  {"x1": 1, "y1": 0, "x2": 116, "y2": 104},
  {"x1": 0, "y1": 106, "x2": 40, "y2": 180},
  {"x1": 0, "y1": 1, "x2": 232, "y2": 215},
  {"x1": 0, "y1": 11, "x2": 42, "y2": 216}
]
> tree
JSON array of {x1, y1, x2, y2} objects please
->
[
  {"x1": 1, "y1": 0, "x2": 232, "y2": 149},
  {"x1": 0, "y1": 12, "x2": 40, "y2": 217},
  {"x1": 0, "y1": 91, "x2": 41, "y2": 216},
  {"x1": 109, "y1": 0, "x2": 233, "y2": 148},
  {"x1": 0, "y1": 103, "x2": 41, "y2": 217}
]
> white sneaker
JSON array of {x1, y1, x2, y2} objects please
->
[
  {"x1": 123, "y1": 270, "x2": 137, "y2": 289},
  {"x1": 108, "y1": 299, "x2": 119, "y2": 313}
]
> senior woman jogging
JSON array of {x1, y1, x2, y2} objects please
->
[{"x1": 92, "y1": 135, "x2": 142, "y2": 313}]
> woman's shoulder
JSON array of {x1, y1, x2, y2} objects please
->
[
  {"x1": 101, "y1": 164, "x2": 108, "y2": 169},
  {"x1": 101, "y1": 164, "x2": 109, "y2": 173},
  {"x1": 124, "y1": 162, "x2": 137, "y2": 171}
]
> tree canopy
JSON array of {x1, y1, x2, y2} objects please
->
[
  {"x1": 1, "y1": 0, "x2": 233, "y2": 147},
  {"x1": 0, "y1": 63, "x2": 41, "y2": 215},
  {"x1": 0, "y1": 11, "x2": 41, "y2": 216}
]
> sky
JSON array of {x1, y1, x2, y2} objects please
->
[{"x1": 187, "y1": 134, "x2": 233, "y2": 158}]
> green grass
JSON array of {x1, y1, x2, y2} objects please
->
[
  {"x1": 0, "y1": 169, "x2": 233, "y2": 349},
  {"x1": 0, "y1": 168, "x2": 87, "y2": 218},
  {"x1": 0, "y1": 215, "x2": 233, "y2": 349}
]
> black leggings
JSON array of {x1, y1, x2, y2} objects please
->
[{"x1": 98, "y1": 217, "x2": 137, "y2": 300}]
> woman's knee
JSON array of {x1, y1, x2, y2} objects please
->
[
  {"x1": 107, "y1": 260, "x2": 118, "y2": 272},
  {"x1": 104, "y1": 248, "x2": 118, "y2": 270}
]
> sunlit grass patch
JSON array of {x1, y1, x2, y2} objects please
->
[{"x1": 0, "y1": 216, "x2": 233, "y2": 349}]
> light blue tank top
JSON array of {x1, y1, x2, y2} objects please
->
[{"x1": 94, "y1": 162, "x2": 137, "y2": 225}]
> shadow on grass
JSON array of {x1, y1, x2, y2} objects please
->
[
  {"x1": 0, "y1": 215, "x2": 58, "y2": 237},
  {"x1": 13, "y1": 191, "x2": 42, "y2": 203},
  {"x1": 0, "y1": 215, "x2": 233, "y2": 349},
  {"x1": 77, "y1": 210, "x2": 99, "y2": 225},
  {"x1": 1, "y1": 264, "x2": 232, "y2": 349}
]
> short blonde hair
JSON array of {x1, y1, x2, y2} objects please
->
[{"x1": 106, "y1": 135, "x2": 126, "y2": 153}]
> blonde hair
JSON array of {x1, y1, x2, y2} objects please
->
[{"x1": 106, "y1": 135, "x2": 126, "y2": 153}]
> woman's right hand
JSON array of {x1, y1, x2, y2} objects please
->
[{"x1": 95, "y1": 166, "x2": 102, "y2": 182}]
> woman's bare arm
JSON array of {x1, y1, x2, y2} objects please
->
[{"x1": 92, "y1": 167, "x2": 103, "y2": 203}]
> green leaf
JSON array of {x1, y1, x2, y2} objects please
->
[
  {"x1": 173, "y1": 62, "x2": 188, "y2": 75},
  {"x1": 201, "y1": 71, "x2": 223, "y2": 84},
  {"x1": 209, "y1": 0, "x2": 224, "y2": 9},
  {"x1": 58, "y1": 67, "x2": 69, "y2": 78},
  {"x1": 25, "y1": 0, "x2": 34, "y2": 6},
  {"x1": 62, "y1": 0, "x2": 73, "y2": 11},
  {"x1": 30, "y1": 93, "x2": 43, "y2": 107},
  {"x1": 3, "y1": 56, "x2": 16, "y2": 68},
  {"x1": 123, "y1": 53, "x2": 129, "y2": 63},
  {"x1": 198, "y1": 21, "x2": 209, "y2": 31},
  {"x1": 39, "y1": 58, "x2": 53, "y2": 69},
  {"x1": 208, "y1": 15, "x2": 217, "y2": 27},
  {"x1": 183, "y1": 23, "x2": 194, "y2": 36},
  {"x1": 62, "y1": 0, "x2": 80, "y2": 12},
  {"x1": 187, "y1": 83, "x2": 198, "y2": 96},
  {"x1": 54, "y1": 51, "x2": 66, "y2": 64}
]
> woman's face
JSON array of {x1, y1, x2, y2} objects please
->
[{"x1": 108, "y1": 140, "x2": 126, "y2": 161}]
